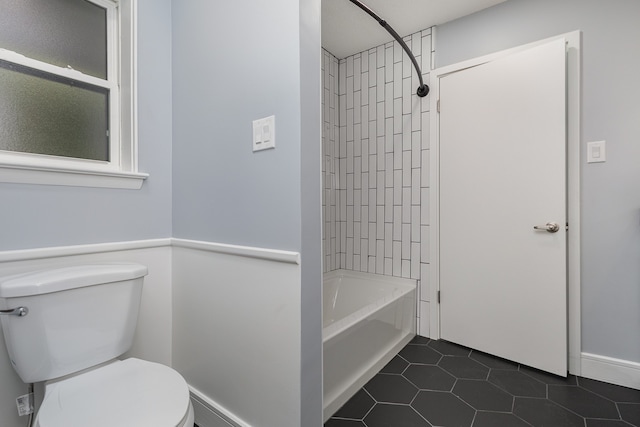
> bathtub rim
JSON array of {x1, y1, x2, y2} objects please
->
[
  {"x1": 323, "y1": 269, "x2": 417, "y2": 343},
  {"x1": 323, "y1": 268, "x2": 419, "y2": 289}
]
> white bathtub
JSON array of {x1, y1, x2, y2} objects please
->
[{"x1": 323, "y1": 269, "x2": 416, "y2": 421}]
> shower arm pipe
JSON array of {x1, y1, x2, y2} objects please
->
[{"x1": 348, "y1": 0, "x2": 429, "y2": 97}]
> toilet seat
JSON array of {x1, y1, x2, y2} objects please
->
[{"x1": 35, "y1": 358, "x2": 192, "y2": 427}]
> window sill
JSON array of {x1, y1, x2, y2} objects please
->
[{"x1": 0, "y1": 163, "x2": 148, "y2": 189}]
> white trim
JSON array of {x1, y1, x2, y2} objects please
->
[
  {"x1": 171, "y1": 238, "x2": 301, "y2": 265},
  {"x1": 115, "y1": 0, "x2": 139, "y2": 172},
  {"x1": 126, "y1": 0, "x2": 140, "y2": 172},
  {"x1": 89, "y1": 0, "x2": 119, "y2": 12},
  {"x1": 565, "y1": 31, "x2": 582, "y2": 376},
  {"x1": 106, "y1": 0, "x2": 121, "y2": 168},
  {"x1": 429, "y1": 40, "x2": 440, "y2": 336},
  {"x1": 582, "y1": 353, "x2": 640, "y2": 390},
  {"x1": 189, "y1": 386, "x2": 251, "y2": 427},
  {"x1": 0, "y1": 48, "x2": 113, "y2": 89},
  {"x1": 0, "y1": 239, "x2": 171, "y2": 263},
  {"x1": 0, "y1": 150, "x2": 117, "y2": 173},
  {"x1": 0, "y1": 163, "x2": 147, "y2": 189},
  {"x1": 429, "y1": 31, "x2": 582, "y2": 375},
  {"x1": 0, "y1": 238, "x2": 301, "y2": 265}
]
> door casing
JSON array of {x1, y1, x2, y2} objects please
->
[{"x1": 427, "y1": 31, "x2": 582, "y2": 375}]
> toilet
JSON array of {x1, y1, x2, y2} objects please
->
[{"x1": 0, "y1": 263, "x2": 194, "y2": 427}]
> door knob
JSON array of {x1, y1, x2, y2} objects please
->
[{"x1": 533, "y1": 222, "x2": 560, "y2": 233}]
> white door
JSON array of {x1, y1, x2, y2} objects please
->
[{"x1": 438, "y1": 38, "x2": 567, "y2": 376}]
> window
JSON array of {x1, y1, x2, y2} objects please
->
[{"x1": 0, "y1": 0, "x2": 146, "y2": 188}]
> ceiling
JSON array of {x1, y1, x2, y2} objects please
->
[{"x1": 322, "y1": 0, "x2": 507, "y2": 59}]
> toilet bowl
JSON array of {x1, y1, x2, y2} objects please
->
[
  {"x1": 35, "y1": 359, "x2": 194, "y2": 427},
  {"x1": 0, "y1": 264, "x2": 193, "y2": 427}
]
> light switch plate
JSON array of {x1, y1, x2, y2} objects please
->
[
  {"x1": 587, "y1": 140, "x2": 606, "y2": 163},
  {"x1": 253, "y1": 115, "x2": 275, "y2": 152}
]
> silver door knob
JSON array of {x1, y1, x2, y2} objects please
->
[{"x1": 533, "y1": 222, "x2": 559, "y2": 233}]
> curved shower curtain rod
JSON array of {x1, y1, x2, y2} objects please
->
[{"x1": 348, "y1": 0, "x2": 429, "y2": 97}]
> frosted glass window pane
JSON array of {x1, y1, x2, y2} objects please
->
[
  {"x1": 0, "y1": 61, "x2": 109, "y2": 161},
  {"x1": 0, "y1": 0, "x2": 107, "y2": 79}
]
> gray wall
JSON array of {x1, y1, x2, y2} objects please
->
[
  {"x1": 171, "y1": 0, "x2": 304, "y2": 251},
  {"x1": 0, "y1": 0, "x2": 173, "y2": 251},
  {"x1": 171, "y1": 0, "x2": 323, "y2": 425},
  {"x1": 436, "y1": 0, "x2": 640, "y2": 363}
]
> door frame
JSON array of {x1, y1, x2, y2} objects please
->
[{"x1": 428, "y1": 31, "x2": 582, "y2": 375}]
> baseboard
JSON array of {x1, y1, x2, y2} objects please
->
[
  {"x1": 581, "y1": 352, "x2": 640, "y2": 390},
  {"x1": 189, "y1": 386, "x2": 251, "y2": 427}
]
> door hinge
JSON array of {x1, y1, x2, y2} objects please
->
[
  {"x1": 566, "y1": 223, "x2": 569, "y2": 231},
  {"x1": 437, "y1": 99, "x2": 440, "y2": 113},
  {"x1": 437, "y1": 290, "x2": 441, "y2": 304}
]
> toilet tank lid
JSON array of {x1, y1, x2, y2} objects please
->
[{"x1": 0, "y1": 263, "x2": 148, "y2": 298}]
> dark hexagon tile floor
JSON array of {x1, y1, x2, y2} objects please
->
[
  {"x1": 364, "y1": 373, "x2": 419, "y2": 404},
  {"x1": 325, "y1": 337, "x2": 640, "y2": 427}
]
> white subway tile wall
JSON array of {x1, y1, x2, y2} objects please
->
[
  {"x1": 322, "y1": 29, "x2": 434, "y2": 334},
  {"x1": 322, "y1": 49, "x2": 341, "y2": 272}
]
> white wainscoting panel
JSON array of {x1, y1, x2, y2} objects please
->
[{"x1": 172, "y1": 244, "x2": 302, "y2": 427}]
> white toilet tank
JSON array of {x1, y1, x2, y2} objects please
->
[{"x1": 0, "y1": 264, "x2": 148, "y2": 383}]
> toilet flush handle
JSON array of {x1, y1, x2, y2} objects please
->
[{"x1": 0, "y1": 307, "x2": 29, "y2": 317}]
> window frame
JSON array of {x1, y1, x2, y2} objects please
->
[{"x1": 0, "y1": 0, "x2": 147, "y2": 189}]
